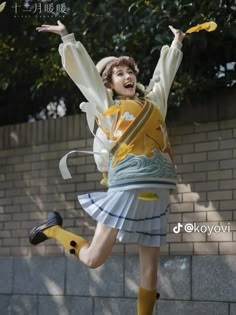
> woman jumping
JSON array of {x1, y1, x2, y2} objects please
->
[{"x1": 29, "y1": 20, "x2": 185, "y2": 315}]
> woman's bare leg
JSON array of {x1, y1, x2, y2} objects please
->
[
  {"x1": 139, "y1": 245, "x2": 160, "y2": 290},
  {"x1": 137, "y1": 245, "x2": 160, "y2": 315},
  {"x1": 79, "y1": 222, "x2": 118, "y2": 269},
  {"x1": 29, "y1": 211, "x2": 118, "y2": 269}
]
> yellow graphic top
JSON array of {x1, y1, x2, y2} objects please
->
[{"x1": 104, "y1": 99, "x2": 173, "y2": 167}]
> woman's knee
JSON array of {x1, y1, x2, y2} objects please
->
[{"x1": 82, "y1": 254, "x2": 105, "y2": 269}]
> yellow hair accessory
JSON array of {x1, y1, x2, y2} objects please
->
[
  {"x1": 138, "y1": 192, "x2": 159, "y2": 201},
  {"x1": 102, "y1": 105, "x2": 120, "y2": 116},
  {"x1": 186, "y1": 21, "x2": 217, "y2": 34},
  {"x1": 0, "y1": 2, "x2": 6, "y2": 13}
]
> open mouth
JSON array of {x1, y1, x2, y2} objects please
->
[{"x1": 124, "y1": 82, "x2": 134, "y2": 89}]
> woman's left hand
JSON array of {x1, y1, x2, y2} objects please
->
[{"x1": 168, "y1": 25, "x2": 186, "y2": 43}]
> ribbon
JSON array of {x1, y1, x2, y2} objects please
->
[{"x1": 59, "y1": 150, "x2": 109, "y2": 179}]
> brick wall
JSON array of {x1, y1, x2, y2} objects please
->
[
  {"x1": 168, "y1": 119, "x2": 236, "y2": 255},
  {"x1": 0, "y1": 112, "x2": 236, "y2": 257}
]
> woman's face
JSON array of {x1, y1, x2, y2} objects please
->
[{"x1": 109, "y1": 65, "x2": 137, "y2": 98}]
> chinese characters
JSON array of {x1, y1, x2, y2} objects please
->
[{"x1": 12, "y1": 1, "x2": 68, "y2": 17}]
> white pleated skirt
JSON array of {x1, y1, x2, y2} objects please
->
[{"x1": 78, "y1": 188, "x2": 170, "y2": 247}]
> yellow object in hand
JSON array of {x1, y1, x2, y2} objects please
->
[
  {"x1": 138, "y1": 192, "x2": 159, "y2": 201},
  {"x1": 0, "y1": 2, "x2": 6, "y2": 13},
  {"x1": 186, "y1": 21, "x2": 217, "y2": 33}
]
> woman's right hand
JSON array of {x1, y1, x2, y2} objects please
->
[{"x1": 36, "y1": 20, "x2": 68, "y2": 37}]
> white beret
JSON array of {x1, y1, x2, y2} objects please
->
[{"x1": 96, "y1": 56, "x2": 117, "y2": 75}]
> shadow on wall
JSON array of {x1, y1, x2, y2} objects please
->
[
  {"x1": 1, "y1": 116, "x2": 236, "y2": 314},
  {"x1": 5, "y1": 255, "x2": 127, "y2": 314},
  {"x1": 0, "y1": 128, "x2": 98, "y2": 257},
  {"x1": 1, "y1": 116, "x2": 236, "y2": 257},
  {"x1": 167, "y1": 119, "x2": 236, "y2": 255}
]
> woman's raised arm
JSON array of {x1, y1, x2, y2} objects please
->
[{"x1": 36, "y1": 20, "x2": 68, "y2": 37}]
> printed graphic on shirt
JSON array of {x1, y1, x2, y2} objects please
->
[
  {"x1": 109, "y1": 149, "x2": 176, "y2": 183},
  {"x1": 121, "y1": 112, "x2": 135, "y2": 121}
]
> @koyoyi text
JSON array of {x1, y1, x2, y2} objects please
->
[{"x1": 173, "y1": 222, "x2": 231, "y2": 235}]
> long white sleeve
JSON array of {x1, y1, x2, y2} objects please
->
[
  {"x1": 146, "y1": 40, "x2": 183, "y2": 120},
  {"x1": 59, "y1": 33, "x2": 112, "y2": 114}
]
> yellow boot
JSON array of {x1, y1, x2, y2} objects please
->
[
  {"x1": 29, "y1": 211, "x2": 87, "y2": 256},
  {"x1": 137, "y1": 287, "x2": 158, "y2": 315}
]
